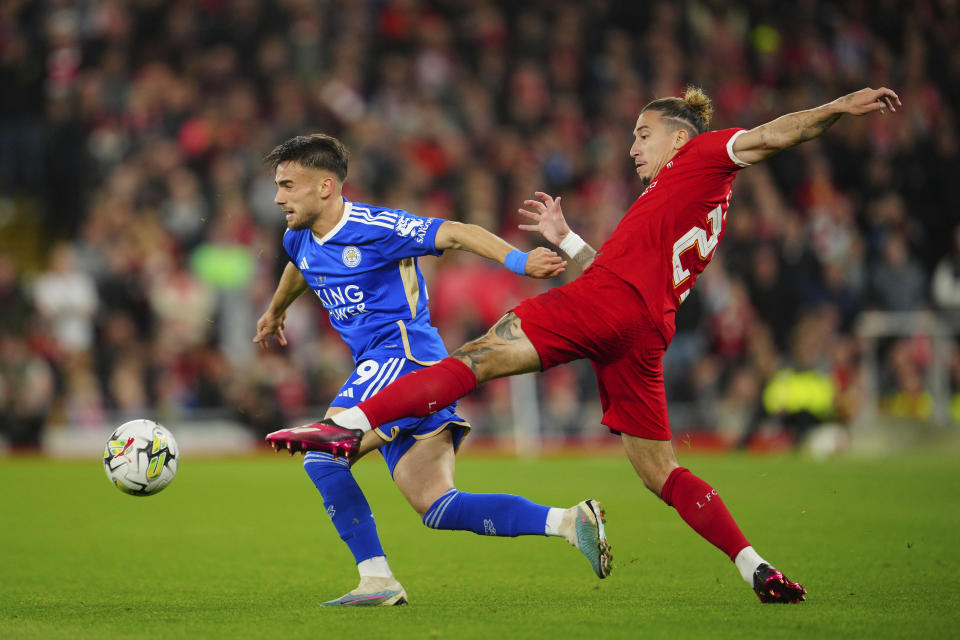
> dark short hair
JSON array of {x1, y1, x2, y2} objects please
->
[
  {"x1": 263, "y1": 134, "x2": 349, "y2": 182},
  {"x1": 641, "y1": 86, "x2": 714, "y2": 138}
]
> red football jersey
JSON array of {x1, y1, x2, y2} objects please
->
[{"x1": 591, "y1": 128, "x2": 751, "y2": 342}]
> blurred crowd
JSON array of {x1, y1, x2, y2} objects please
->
[{"x1": 1, "y1": 0, "x2": 958, "y2": 450}]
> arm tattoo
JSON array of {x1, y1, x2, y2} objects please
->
[
  {"x1": 758, "y1": 107, "x2": 843, "y2": 157},
  {"x1": 795, "y1": 110, "x2": 842, "y2": 142}
]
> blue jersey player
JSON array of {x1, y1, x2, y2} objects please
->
[{"x1": 254, "y1": 134, "x2": 612, "y2": 606}]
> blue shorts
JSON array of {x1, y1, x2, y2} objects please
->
[{"x1": 330, "y1": 352, "x2": 471, "y2": 476}]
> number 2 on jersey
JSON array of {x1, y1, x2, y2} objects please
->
[{"x1": 671, "y1": 203, "x2": 724, "y2": 302}]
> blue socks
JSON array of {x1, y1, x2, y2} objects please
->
[
  {"x1": 423, "y1": 489, "x2": 550, "y2": 537},
  {"x1": 306, "y1": 452, "x2": 552, "y2": 561},
  {"x1": 304, "y1": 452, "x2": 385, "y2": 564}
]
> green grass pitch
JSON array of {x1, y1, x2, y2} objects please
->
[{"x1": 2, "y1": 450, "x2": 958, "y2": 639}]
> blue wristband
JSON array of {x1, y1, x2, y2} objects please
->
[{"x1": 504, "y1": 250, "x2": 528, "y2": 275}]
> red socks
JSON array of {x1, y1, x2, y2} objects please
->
[
  {"x1": 660, "y1": 467, "x2": 750, "y2": 561},
  {"x1": 356, "y1": 357, "x2": 478, "y2": 428}
]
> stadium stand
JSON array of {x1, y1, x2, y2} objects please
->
[{"x1": 0, "y1": 0, "x2": 957, "y2": 452}]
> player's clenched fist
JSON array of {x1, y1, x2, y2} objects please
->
[{"x1": 525, "y1": 247, "x2": 567, "y2": 278}]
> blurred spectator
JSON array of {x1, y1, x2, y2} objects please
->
[
  {"x1": 737, "y1": 312, "x2": 837, "y2": 449},
  {"x1": 868, "y1": 232, "x2": 927, "y2": 311},
  {"x1": 0, "y1": 334, "x2": 55, "y2": 448},
  {"x1": 0, "y1": 17, "x2": 45, "y2": 193},
  {"x1": 950, "y1": 345, "x2": 960, "y2": 423},
  {"x1": 539, "y1": 366, "x2": 587, "y2": 440},
  {"x1": 32, "y1": 242, "x2": 98, "y2": 358},
  {"x1": 149, "y1": 259, "x2": 216, "y2": 353},
  {"x1": 881, "y1": 337, "x2": 935, "y2": 421},
  {"x1": 931, "y1": 226, "x2": 960, "y2": 328},
  {"x1": 159, "y1": 168, "x2": 209, "y2": 248},
  {"x1": 0, "y1": 255, "x2": 30, "y2": 335},
  {"x1": 746, "y1": 245, "x2": 797, "y2": 351}
]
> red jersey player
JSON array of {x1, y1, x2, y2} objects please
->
[{"x1": 268, "y1": 86, "x2": 900, "y2": 603}]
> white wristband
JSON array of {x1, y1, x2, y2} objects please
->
[{"x1": 558, "y1": 231, "x2": 587, "y2": 256}]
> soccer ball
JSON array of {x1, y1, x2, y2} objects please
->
[{"x1": 103, "y1": 419, "x2": 180, "y2": 496}]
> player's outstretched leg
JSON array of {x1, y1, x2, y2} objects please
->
[
  {"x1": 266, "y1": 420, "x2": 363, "y2": 459},
  {"x1": 753, "y1": 563, "x2": 806, "y2": 603},
  {"x1": 321, "y1": 576, "x2": 408, "y2": 607},
  {"x1": 303, "y1": 452, "x2": 407, "y2": 606},
  {"x1": 558, "y1": 499, "x2": 613, "y2": 579},
  {"x1": 421, "y1": 489, "x2": 612, "y2": 579},
  {"x1": 659, "y1": 464, "x2": 807, "y2": 603}
]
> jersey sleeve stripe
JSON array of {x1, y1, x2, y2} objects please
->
[
  {"x1": 352, "y1": 212, "x2": 398, "y2": 223},
  {"x1": 347, "y1": 217, "x2": 395, "y2": 229},
  {"x1": 725, "y1": 130, "x2": 752, "y2": 167},
  {"x1": 350, "y1": 206, "x2": 398, "y2": 222}
]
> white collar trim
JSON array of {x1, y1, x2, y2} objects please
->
[{"x1": 312, "y1": 199, "x2": 352, "y2": 246}]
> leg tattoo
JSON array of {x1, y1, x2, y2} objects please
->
[{"x1": 451, "y1": 313, "x2": 540, "y2": 380}]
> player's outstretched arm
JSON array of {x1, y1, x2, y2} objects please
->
[
  {"x1": 733, "y1": 87, "x2": 901, "y2": 165},
  {"x1": 253, "y1": 261, "x2": 310, "y2": 350},
  {"x1": 434, "y1": 220, "x2": 566, "y2": 279},
  {"x1": 518, "y1": 191, "x2": 597, "y2": 270}
]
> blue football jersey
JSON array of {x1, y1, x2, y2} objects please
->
[{"x1": 283, "y1": 199, "x2": 449, "y2": 363}]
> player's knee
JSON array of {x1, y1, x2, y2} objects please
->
[
  {"x1": 633, "y1": 462, "x2": 674, "y2": 498},
  {"x1": 622, "y1": 435, "x2": 678, "y2": 498},
  {"x1": 417, "y1": 486, "x2": 457, "y2": 523},
  {"x1": 411, "y1": 496, "x2": 433, "y2": 519},
  {"x1": 640, "y1": 474, "x2": 665, "y2": 496},
  {"x1": 404, "y1": 484, "x2": 454, "y2": 519}
]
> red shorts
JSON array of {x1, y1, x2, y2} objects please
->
[{"x1": 512, "y1": 266, "x2": 673, "y2": 440}]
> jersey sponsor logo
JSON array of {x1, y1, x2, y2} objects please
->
[
  {"x1": 299, "y1": 256, "x2": 309, "y2": 270},
  {"x1": 316, "y1": 284, "x2": 369, "y2": 320},
  {"x1": 415, "y1": 218, "x2": 433, "y2": 244},
  {"x1": 640, "y1": 180, "x2": 658, "y2": 198},
  {"x1": 395, "y1": 215, "x2": 433, "y2": 245},
  {"x1": 395, "y1": 215, "x2": 424, "y2": 238},
  {"x1": 342, "y1": 246, "x2": 362, "y2": 267}
]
